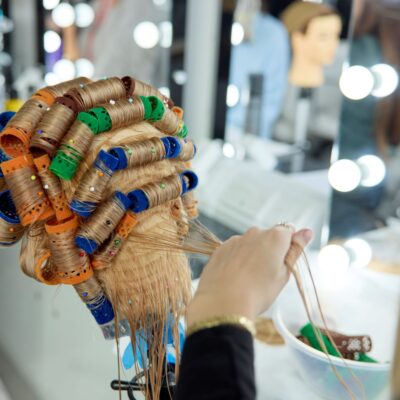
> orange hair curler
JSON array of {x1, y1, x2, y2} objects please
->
[{"x1": 1, "y1": 155, "x2": 55, "y2": 226}]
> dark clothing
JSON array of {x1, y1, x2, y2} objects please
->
[{"x1": 175, "y1": 325, "x2": 256, "y2": 400}]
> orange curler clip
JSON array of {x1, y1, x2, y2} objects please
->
[
  {"x1": 116, "y1": 212, "x2": 138, "y2": 238},
  {"x1": 1, "y1": 155, "x2": 55, "y2": 226},
  {"x1": 171, "y1": 106, "x2": 184, "y2": 121},
  {"x1": 0, "y1": 154, "x2": 33, "y2": 175},
  {"x1": 34, "y1": 154, "x2": 73, "y2": 221},
  {"x1": 0, "y1": 127, "x2": 30, "y2": 157},
  {"x1": 34, "y1": 252, "x2": 60, "y2": 286},
  {"x1": 32, "y1": 89, "x2": 56, "y2": 107},
  {"x1": 92, "y1": 211, "x2": 138, "y2": 270},
  {"x1": 45, "y1": 216, "x2": 94, "y2": 285},
  {"x1": 45, "y1": 214, "x2": 78, "y2": 234}
]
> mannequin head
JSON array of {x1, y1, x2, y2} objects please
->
[
  {"x1": 0, "y1": 77, "x2": 204, "y2": 398},
  {"x1": 282, "y1": 2, "x2": 342, "y2": 87}
]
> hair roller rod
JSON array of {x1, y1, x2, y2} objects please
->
[
  {"x1": 75, "y1": 191, "x2": 132, "y2": 254},
  {"x1": 0, "y1": 155, "x2": 55, "y2": 226},
  {"x1": 148, "y1": 96, "x2": 187, "y2": 138},
  {"x1": 30, "y1": 77, "x2": 126, "y2": 157},
  {"x1": 45, "y1": 215, "x2": 93, "y2": 285},
  {"x1": 0, "y1": 190, "x2": 25, "y2": 246},
  {"x1": 70, "y1": 150, "x2": 119, "y2": 217},
  {"x1": 0, "y1": 78, "x2": 90, "y2": 157},
  {"x1": 121, "y1": 76, "x2": 174, "y2": 108},
  {"x1": 33, "y1": 155, "x2": 72, "y2": 222},
  {"x1": 50, "y1": 112, "x2": 100, "y2": 180},
  {"x1": 29, "y1": 96, "x2": 80, "y2": 157},
  {"x1": 109, "y1": 136, "x2": 182, "y2": 171},
  {"x1": 73, "y1": 275, "x2": 130, "y2": 340},
  {"x1": 92, "y1": 212, "x2": 138, "y2": 270},
  {"x1": 127, "y1": 171, "x2": 198, "y2": 213}
]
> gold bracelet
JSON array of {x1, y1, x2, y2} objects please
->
[{"x1": 186, "y1": 315, "x2": 256, "y2": 338}]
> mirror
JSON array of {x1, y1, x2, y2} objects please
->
[
  {"x1": 329, "y1": 0, "x2": 400, "y2": 273},
  {"x1": 196, "y1": 0, "x2": 352, "y2": 252}
]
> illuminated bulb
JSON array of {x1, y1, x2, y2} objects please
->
[
  {"x1": 222, "y1": 142, "x2": 236, "y2": 158},
  {"x1": 328, "y1": 159, "x2": 361, "y2": 192},
  {"x1": 371, "y1": 64, "x2": 399, "y2": 98},
  {"x1": 357, "y1": 155, "x2": 386, "y2": 187},
  {"x1": 43, "y1": 0, "x2": 60, "y2": 10},
  {"x1": 231, "y1": 22, "x2": 245, "y2": 46},
  {"x1": 52, "y1": 3, "x2": 75, "y2": 28},
  {"x1": 159, "y1": 21, "x2": 172, "y2": 48},
  {"x1": 43, "y1": 30, "x2": 61, "y2": 53},
  {"x1": 318, "y1": 244, "x2": 350, "y2": 275},
  {"x1": 75, "y1": 58, "x2": 94, "y2": 78},
  {"x1": 339, "y1": 66, "x2": 374, "y2": 100},
  {"x1": 158, "y1": 87, "x2": 170, "y2": 98},
  {"x1": 344, "y1": 238, "x2": 372, "y2": 268},
  {"x1": 53, "y1": 59, "x2": 76, "y2": 80},
  {"x1": 44, "y1": 72, "x2": 61, "y2": 85},
  {"x1": 133, "y1": 21, "x2": 160, "y2": 49},
  {"x1": 172, "y1": 70, "x2": 187, "y2": 85},
  {"x1": 75, "y1": 3, "x2": 95, "y2": 28},
  {"x1": 226, "y1": 84, "x2": 240, "y2": 107},
  {"x1": 153, "y1": 0, "x2": 167, "y2": 5}
]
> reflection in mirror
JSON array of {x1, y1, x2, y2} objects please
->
[
  {"x1": 196, "y1": 0, "x2": 351, "y2": 254},
  {"x1": 41, "y1": 0, "x2": 172, "y2": 93},
  {"x1": 329, "y1": 0, "x2": 400, "y2": 273}
]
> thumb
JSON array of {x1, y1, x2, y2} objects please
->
[{"x1": 284, "y1": 229, "x2": 313, "y2": 270}]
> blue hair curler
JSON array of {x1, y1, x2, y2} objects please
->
[
  {"x1": 70, "y1": 150, "x2": 119, "y2": 217},
  {"x1": 180, "y1": 170, "x2": 199, "y2": 194},
  {"x1": 160, "y1": 136, "x2": 181, "y2": 159},
  {"x1": 0, "y1": 111, "x2": 15, "y2": 131},
  {"x1": 0, "y1": 190, "x2": 23, "y2": 246},
  {"x1": 75, "y1": 191, "x2": 131, "y2": 254}
]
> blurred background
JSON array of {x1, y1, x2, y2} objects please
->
[{"x1": 0, "y1": 0, "x2": 399, "y2": 399}]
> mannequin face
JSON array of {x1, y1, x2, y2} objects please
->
[{"x1": 292, "y1": 14, "x2": 342, "y2": 66}]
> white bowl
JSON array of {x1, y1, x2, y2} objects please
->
[{"x1": 273, "y1": 270, "x2": 397, "y2": 400}]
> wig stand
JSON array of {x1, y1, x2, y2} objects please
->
[
  {"x1": 111, "y1": 361, "x2": 176, "y2": 400},
  {"x1": 290, "y1": 88, "x2": 313, "y2": 173}
]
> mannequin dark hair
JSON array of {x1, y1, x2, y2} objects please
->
[{"x1": 260, "y1": 0, "x2": 294, "y2": 17}]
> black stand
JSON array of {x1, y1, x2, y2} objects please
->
[{"x1": 111, "y1": 362, "x2": 176, "y2": 400}]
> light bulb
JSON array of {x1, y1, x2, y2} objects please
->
[
  {"x1": 52, "y1": 3, "x2": 75, "y2": 28},
  {"x1": 222, "y1": 142, "x2": 236, "y2": 158},
  {"x1": 158, "y1": 87, "x2": 170, "y2": 98},
  {"x1": 43, "y1": 30, "x2": 61, "y2": 53},
  {"x1": 43, "y1": 0, "x2": 60, "y2": 10},
  {"x1": 357, "y1": 155, "x2": 386, "y2": 187},
  {"x1": 53, "y1": 59, "x2": 76, "y2": 80},
  {"x1": 226, "y1": 84, "x2": 240, "y2": 107},
  {"x1": 318, "y1": 244, "x2": 350, "y2": 273},
  {"x1": 75, "y1": 3, "x2": 95, "y2": 28},
  {"x1": 44, "y1": 72, "x2": 61, "y2": 85},
  {"x1": 133, "y1": 21, "x2": 159, "y2": 49},
  {"x1": 231, "y1": 22, "x2": 245, "y2": 46},
  {"x1": 344, "y1": 238, "x2": 372, "y2": 268},
  {"x1": 371, "y1": 63, "x2": 399, "y2": 98},
  {"x1": 159, "y1": 21, "x2": 172, "y2": 48},
  {"x1": 75, "y1": 58, "x2": 94, "y2": 78},
  {"x1": 339, "y1": 66, "x2": 374, "y2": 100},
  {"x1": 328, "y1": 159, "x2": 361, "y2": 192},
  {"x1": 172, "y1": 70, "x2": 187, "y2": 85}
]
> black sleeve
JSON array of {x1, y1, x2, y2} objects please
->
[{"x1": 174, "y1": 325, "x2": 256, "y2": 400}]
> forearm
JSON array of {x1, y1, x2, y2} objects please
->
[{"x1": 175, "y1": 325, "x2": 256, "y2": 400}]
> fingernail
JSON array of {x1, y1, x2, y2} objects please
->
[{"x1": 301, "y1": 229, "x2": 314, "y2": 243}]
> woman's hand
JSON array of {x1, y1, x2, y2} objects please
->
[{"x1": 187, "y1": 226, "x2": 313, "y2": 326}]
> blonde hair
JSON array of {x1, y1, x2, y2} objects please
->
[{"x1": 0, "y1": 78, "x2": 201, "y2": 398}]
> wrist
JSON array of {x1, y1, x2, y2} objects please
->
[{"x1": 187, "y1": 291, "x2": 256, "y2": 327}]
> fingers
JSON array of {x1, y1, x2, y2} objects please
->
[{"x1": 284, "y1": 229, "x2": 313, "y2": 271}]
